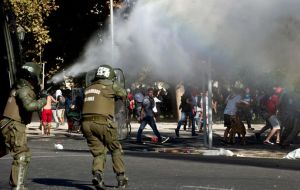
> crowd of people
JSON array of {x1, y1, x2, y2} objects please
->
[
  {"x1": 39, "y1": 88, "x2": 84, "y2": 135},
  {"x1": 124, "y1": 81, "x2": 300, "y2": 148},
  {"x1": 1, "y1": 62, "x2": 300, "y2": 190},
  {"x1": 35, "y1": 78, "x2": 300, "y2": 149},
  {"x1": 215, "y1": 84, "x2": 299, "y2": 147}
]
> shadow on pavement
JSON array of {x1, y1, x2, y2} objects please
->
[
  {"x1": 32, "y1": 178, "x2": 94, "y2": 190},
  {"x1": 124, "y1": 150, "x2": 300, "y2": 171},
  {"x1": 121, "y1": 133, "x2": 298, "y2": 154}
]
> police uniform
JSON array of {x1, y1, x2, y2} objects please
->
[
  {"x1": 0, "y1": 63, "x2": 46, "y2": 190},
  {"x1": 81, "y1": 65, "x2": 128, "y2": 189}
]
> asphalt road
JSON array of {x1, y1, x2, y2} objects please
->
[{"x1": 1, "y1": 135, "x2": 300, "y2": 190}]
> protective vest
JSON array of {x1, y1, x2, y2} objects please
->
[
  {"x1": 3, "y1": 80, "x2": 42, "y2": 124},
  {"x1": 3, "y1": 88, "x2": 36, "y2": 124},
  {"x1": 3, "y1": 89, "x2": 22, "y2": 122},
  {"x1": 82, "y1": 81, "x2": 115, "y2": 118}
]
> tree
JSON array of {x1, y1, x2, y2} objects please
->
[{"x1": 7, "y1": 0, "x2": 58, "y2": 62}]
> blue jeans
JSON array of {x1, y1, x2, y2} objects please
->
[
  {"x1": 136, "y1": 116, "x2": 162, "y2": 142},
  {"x1": 176, "y1": 112, "x2": 196, "y2": 134}
]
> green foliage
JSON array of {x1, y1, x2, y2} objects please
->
[{"x1": 8, "y1": 0, "x2": 58, "y2": 61}]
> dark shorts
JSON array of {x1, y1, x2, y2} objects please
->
[{"x1": 224, "y1": 114, "x2": 232, "y2": 128}]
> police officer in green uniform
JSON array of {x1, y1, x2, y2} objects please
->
[
  {"x1": 82, "y1": 65, "x2": 128, "y2": 190},
  {"x1": 0, "y1": 62, "x2": 47, "y2": 190}
]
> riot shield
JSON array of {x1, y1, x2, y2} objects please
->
[
  {"x1": 85, "y1": 69, "x2": 97, "y2": 87},
  {"x1": 114, "y1": 68, "x2": 129, "y2": 140}
]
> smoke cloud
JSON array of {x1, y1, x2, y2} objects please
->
[{"x1": 50, "y1": 0, "x2": 300, "y2": 90}]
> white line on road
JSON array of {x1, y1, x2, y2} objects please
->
[{"x1": 182, "y1": 186, "x2": 233, "y2": 190}]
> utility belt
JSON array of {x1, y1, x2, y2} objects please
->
[
  {"x1": 83, "y1": 115, "x2": 116, "y2": 128},
  {"x1": 83, "y1": 115, "x2": 108, "y2": 121}
]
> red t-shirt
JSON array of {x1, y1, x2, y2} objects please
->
[{"x1": 266, "y1": 94, "x2": 280, "y2": 115}]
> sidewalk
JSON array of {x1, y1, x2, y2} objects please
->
[{"x1": 25, "y1": 121, "x2": 300, "y2": 160}]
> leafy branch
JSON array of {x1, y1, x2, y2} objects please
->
[{"x1": 8, "y1": 0, "x2": 58, "y2": 61}]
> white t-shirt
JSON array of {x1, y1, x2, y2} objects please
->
[
  {"x1": 152, "y1": 97, "x2": 162, "y2": 113},
  {"x1": 224, "y1": 94, "x2": 242, "y2": 115},
  {"x1": 55, "y1": 89, "x2": 62, "y2": 100}
]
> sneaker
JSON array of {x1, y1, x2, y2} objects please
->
[
  {"x1": 175, "y1": 129, "x2": 179, "y2": 137},
  {"x1": 117, "y1": 174, "x2": 129, "y2": 188},
  {"x1": 192, "y1": 133, "x2": 198, "y2": 136},
  {"x1": 92, "y1": 171, "x2": 106, "y2": 190},
  {"x1": 263, "y1": 140, "x2": 274, "y2": 145},
  {"x1": 161, "y1": 136, "x2": 170, "y2": 144}
]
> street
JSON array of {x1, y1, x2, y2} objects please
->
[{"x1": 1, "y1": 131, "x2": 300, "y2": 190}]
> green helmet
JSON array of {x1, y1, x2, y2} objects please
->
[
  {"x1": 19, "y1": 62, "x2": 42, "y2": 85},
  {"x1": 95, "y1": 65, "x2": 116, "y2": 80}
]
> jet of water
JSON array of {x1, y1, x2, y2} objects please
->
[{"x1": 50, "y1": 0, "x2": 300, "y2": 90}]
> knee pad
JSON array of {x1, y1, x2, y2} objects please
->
[{"x1": 13, "y1": 152, "x2": 31, "y2": 165}]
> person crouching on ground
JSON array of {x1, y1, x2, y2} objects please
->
[{"x1": 223, "y1": 88, "x2": 242, "y2": 143}]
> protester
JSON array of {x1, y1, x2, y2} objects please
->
[
  {"x1": 175, "y1": 86, "x2": 197, "y2": 137},
  {"x1": 127, "y1": 89, "x2": 135, "y2": 120},
  {"x1": 50, "y1": 89, "x2": 59, "y2": 129},
  {"x1": 41, "y1": 94, "x2": 58, "y2": 135},
  {"x1": 222, "y1": 88, "x2": 242, "y2": 143},
  {"x1": 278, "y1": 90, "x2": 300, "y2": 147},
  {"x1": 199, "y1": 91, "x2": 209, "y2": 132},
  {"x1": 133, "y1": 91, "x2": 144, "y2": 121},
  {"x1": 56, "y1": 92, "x2": 65, "y2": 126},
  {"x1": 238, "y1": 87, "x2": 254, "y2": 130},
  {"x1": 136, "y1": 88, "x2": 169, "y2": 143},
  {"x1": 65, "y1": 93, "x2": 82, "y2": 133},
  {"x1": 262, "y1": 87, "x2": 283, "y2": 145}
]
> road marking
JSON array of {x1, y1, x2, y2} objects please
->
[{"x1": 182, "y1": 186, "x2": 233, "y2": 190}]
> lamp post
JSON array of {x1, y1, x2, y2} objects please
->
[
  {"x1": 110, "y1": 0, "x2": 114, "y2": 64},
  {"x1": 207, "y1": 58, "x2": 213, "y2": 149},
  {"x1": 17, "y1": 26, "x2": 25, "y2": 66},
  {"x1": 202, "y1": 59, "x2": 213, "y2": 149},
  {"x1": 16, "y1": 25, "x2": 25, "y2": 84}
]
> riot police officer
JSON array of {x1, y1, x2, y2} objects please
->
[
  {"x1": 0, "y1": 62, "x2": 47, "y2": 190},
  {"x1": 82, "y1": 65, "x2": 128, "y2": 190}
]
